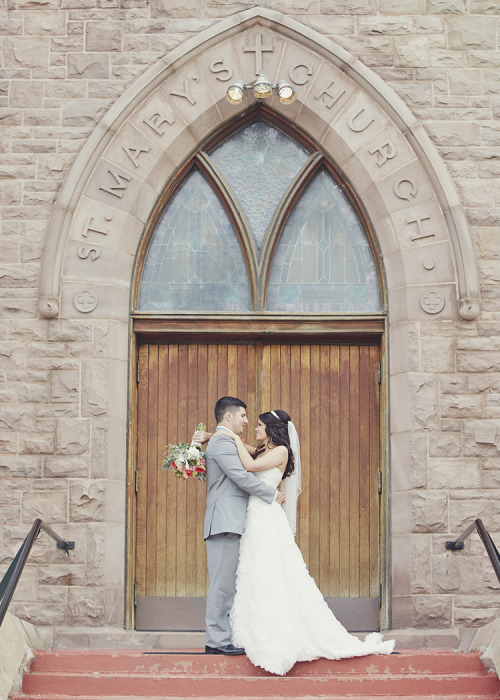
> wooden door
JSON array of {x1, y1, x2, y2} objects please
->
[{"x1": 134, "y1": 340, "x2": 381, "y2": 631}]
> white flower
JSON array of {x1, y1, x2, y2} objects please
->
[{"x1": 187, "y1": 446, "x2": 200, "y2": 461}]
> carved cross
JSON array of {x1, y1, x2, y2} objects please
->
[{"x1": 244, "y1": 32, "x2": 274, "y2": 75}]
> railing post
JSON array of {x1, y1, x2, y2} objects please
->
[
  {"x1": 446, "y1": 518, "x2": 500, "y2": 586},
  {"x1": 0, "y1": 519, "x2": 75, "y2": 629},
  {"x1": 0, "y1": 519, "x2": 42, "y2": 627}
]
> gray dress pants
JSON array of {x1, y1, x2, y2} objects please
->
[{"x1": 205, "y1": 532, "x2": 240, "y2": 648}]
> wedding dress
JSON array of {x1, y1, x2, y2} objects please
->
[{"x1": 230, "y1": 467, "x2": 395, "y2": 676}]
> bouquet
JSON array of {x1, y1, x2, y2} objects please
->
[{"x1": 161, "y1": 423, "x2": 207, "y2": 482}]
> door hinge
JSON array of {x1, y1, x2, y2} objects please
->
[
  {"x1": 135, "y1": 469, "x2": 139, "y2": 494},
  {"x1": 378, "y1": 583, "x2": 382, "y2": 608},
  {"x1": 377, "y1": 361, "x2": 381, "y2": 384},
  {"x1": 134, "y1": 582, "x2": 138, "y2": 608},
  {"x1": 378, "y1": 470, "x2": 382, "y2": 494},
  {"x1": 136, "y1": 362, "x2": 140, "y2": 384}
]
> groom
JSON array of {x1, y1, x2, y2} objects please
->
[{"x1": 204, "y1": 396, "x2": 285, "y2": 655}]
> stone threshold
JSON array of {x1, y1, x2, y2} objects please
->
[{"x1": 37, "y1": 626, "x2": 463, "y2": 651}]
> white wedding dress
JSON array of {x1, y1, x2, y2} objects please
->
[{"x1": 230, "y1": 467, "x2": 395, "y2": 676}]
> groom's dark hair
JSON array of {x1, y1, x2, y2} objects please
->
[{"x1": 214, "y1": 396, "x2": 246, "y2": 423}]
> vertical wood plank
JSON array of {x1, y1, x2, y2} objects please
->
[
  {"x1": 246, "y1": 344, "x2": 258, "y2": 437},
  {"x1": 269, "y1": 344, "x2": 281, "y2": 410},
  {"x1": 299, "y1": 345, "x2": 311, "y2": 568},
  {"x1": 236, "y1": 345, "x2": 248, "y2": 407},
  {"x1": 175, "y1": 344, "x2": 188, "y2": 596},
  {"x1": 349, "y1": 346, "x2": 360, "y2": 597},
  {"x1": 338, "y1": 344, "x2": 350, "y2": 597},
  {"x1": 164, "y1": 345, "x2": 179, "y2": 596},
  {"x1": 185, "y1": 344, "x2": 198, "y2": 596},
  {"x1": 289, "y1": 344, "x2": 302, "y2": 541},
  {"x1": 196, "y1": 345, "x2": 209, "y2": 594},
  {"x1": 280, "y1": 344, "x2": 291, "y2": 412},
  {"x1": 145, "y1": 344, "x2": 159, "y2": 597},
  {"x1": 207, "y1": 344, "x2": 218, "y2": 433},
  {"x1": 328, "y1": 345, "x2": 340, "y2": 597},
  {"x1": 136, "y1": 344, "x2": 150, "y2": 597},
  {"x1": 309, "y1": 344, "x2": 320, "y2": 585},
  {"x1": 359, "y1": 345, "x2": 371, "y2": 598},
  {"x1": 227, "y1": 344, "x2": 238, "y2": 397},
  {"x1": 217, "y1": 344, "x2": 228, "y2": 398},
  {"x1": 156, "y1": 345, "x2": 169, "y2": 597},
  {"x1": 260, "y1": 343, "x2": 271, "y2": 413},
  {"x1": 369, "y1": 345, "x2": 381, "y2": 598},
  {"x1": 318, "y1": 344, "x2": 331, "y2": 592}
]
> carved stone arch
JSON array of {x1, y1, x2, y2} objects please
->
[{"x1": 38, "y1": 6, "x2": 479, "y2": 322}]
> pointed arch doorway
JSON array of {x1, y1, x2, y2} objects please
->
[{"x1": 130, "y1": 109, "x2": 388, "y2": 632}]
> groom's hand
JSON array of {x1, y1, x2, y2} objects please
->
[{"x1": 276, "y1": 491, "x2": 286, "y2": 506}]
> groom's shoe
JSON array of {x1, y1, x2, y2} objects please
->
[{"x1": 205, "y1": 644, "x2": 245, "y2": 655}]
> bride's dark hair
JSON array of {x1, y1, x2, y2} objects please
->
[{"x1": 254, "y1": 409, "x2": 295, "y2": 480}]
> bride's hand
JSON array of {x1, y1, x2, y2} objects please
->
[
  {"x1": 191, "y1": 430, "x2": 212, "y2": 444},
  {"x1": 219, "y1": 427, "x2": 236, "y2": 440}
]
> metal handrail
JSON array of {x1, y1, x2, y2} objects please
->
[
  {"x1": 0, "y1": 518, "x2": 74, "y2": 628},
  {"x1": 446, "y1": 518, "x2": 500, "y2": 584}
]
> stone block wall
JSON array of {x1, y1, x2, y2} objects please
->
[{"x1": 1, "y1": 0, "x2": 500, "y2": 630}]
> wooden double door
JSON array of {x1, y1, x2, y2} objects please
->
[{"x1": 134, "y1": 338, "x2": 382, "y2": 631}]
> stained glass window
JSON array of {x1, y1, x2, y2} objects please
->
[
  {"x1": 210, "y1": 120, "x2": 309, "y2": 251},
  {"x1": 266, "y1": 169, "x2": 381, "y2": 312},
  {"x1": 137, "y1": 120, "x2": 381, "y2": 314},
  {"x1": 138, "y1": 170, "x2": 251, "y2": 311}
]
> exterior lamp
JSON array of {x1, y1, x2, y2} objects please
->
[
  {"x1": 226, "y1": 80, "x2": 245, "y2": 105},
  {"x1": 277, "y1": 80, "x2": 296, "y2": 105},
  {"x1": 253, "y1": 71, "x2": 273, "y2": 99},
  {"x1": 225, "y1": 71, "x2": 296, "y2": 105}
]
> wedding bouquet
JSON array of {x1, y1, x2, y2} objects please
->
[{"x1": 161, "y1": 423, "x2": 207, "y2": 482}]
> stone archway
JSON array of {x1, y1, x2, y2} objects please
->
[
  {"x1": 36, "y1": 7, "x2": 481, "y2": 629},
  {"x1": 38, "y1": 7, "x2": 478, "y2": 324}
]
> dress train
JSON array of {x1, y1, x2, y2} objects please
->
[{"x1": 230, "y1": 467, "x2": 395, "y2": 676}]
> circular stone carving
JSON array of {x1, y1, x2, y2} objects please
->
[
  {"x1": 420, "y1": 290, "x2": 445, "y2": 315},
  {"x1": 423, "y1": 259, "x2": 435, "y2": 271},
  {"x1": 73, "y1": 291, "x2": 98, "y2": 314}
]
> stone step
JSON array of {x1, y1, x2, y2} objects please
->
[
  {"x1": 13, "y1": 649, "x2": 500, "y2": 699},
  {"x1": 18, "y1": 671, "x2": 499, "y2": 697},
  {"x1": 44, "y1": 626, "x2": 462, "y2": 651},
  {"x1": 29, "y1": 648, "x2": 490, "y2": 676},
  {"x1": 12, "y1": 697, "x2": 500, "y2": 700}
]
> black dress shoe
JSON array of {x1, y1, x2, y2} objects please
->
[{"x1": 205, "y1": 644, "x2": 245, "y2": 655}]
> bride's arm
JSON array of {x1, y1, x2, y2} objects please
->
[
  {"x1": 232, "y1": 435, "x2": 287, "y2": 473},
  {"x1": 192, "y1": 429, "x2": 256, "y2": 455}
]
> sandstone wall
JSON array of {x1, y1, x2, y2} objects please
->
[{"x1": 1, "y1": 0, "x2": 500, "y2": 630}]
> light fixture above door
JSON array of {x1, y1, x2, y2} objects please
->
[{"x1": 226, "y1": 70, "x2": 296, "y2": 105}]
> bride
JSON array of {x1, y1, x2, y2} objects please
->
[{"x1": 220, "y1": 409, "x2": 395, "y2": 676}]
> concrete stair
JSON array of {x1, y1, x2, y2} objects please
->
[{"x1": 11, "y1": 648, "x2": 500, "y2": 699}]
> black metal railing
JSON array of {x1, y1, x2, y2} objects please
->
[
  {"x1": 0, "y1": 519, "x2": 74, "y2": 628},
  {"x1": 446, "y1": 518, "x2": 500, "y2": 584}
]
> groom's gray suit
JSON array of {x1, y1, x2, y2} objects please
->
[{"x1": 204, "y1": 428, "x2": 276, "y2": 649}]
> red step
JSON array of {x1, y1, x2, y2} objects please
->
[{"x1": 12, "y1": 648, "x2": 500, "y2": 699}]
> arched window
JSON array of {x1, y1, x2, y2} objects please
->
[
  {"x1": 138, "y1": 170, "x2": 251, "y2": 312},
  {"x1": 266, "y1": 169, "x2": 380, "y2": 312},
  {"x1": 137, "y1": 117, "x2": 381, "y2": 314}
]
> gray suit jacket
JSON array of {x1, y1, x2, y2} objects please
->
[{"x1": 203, "y1": 430, "x2": 276, "y2": 540}]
